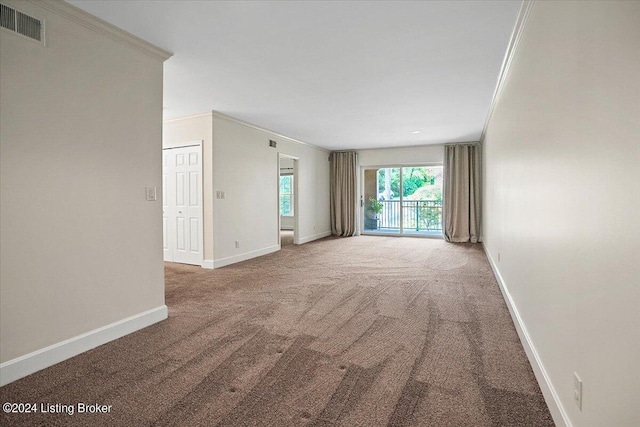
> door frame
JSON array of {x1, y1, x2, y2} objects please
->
[
  {"x1": 360, "y1": 162, "x2": 444, "y2": 238},
  {"x1": 361, "y1": 166, "x2": 403, "y2": 236},
  {"x1": 278, "y1": 153, "x2": 300, "y2": 246},
  {"x1": 162, "y1": 140, "x2": 204, "y2": 265}
]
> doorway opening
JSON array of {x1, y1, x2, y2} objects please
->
[
  {"x1": 278, "y1": 154, "x2": 299, "y2": 246},
  {"x1": 362, "y1": 165, "x2": 443, "y2": 236}
]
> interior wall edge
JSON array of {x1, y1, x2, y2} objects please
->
[
  {"x1": 24, "y1": 0, "x2": 172, "y2": 61},
  {"x1": 212, "y1": 111, "x2": 329, "y2": 152},
  {"x1": 0, "y1": 305, "x2": 168, "y2": 387},
  {"x1": 481, "y1": 243, "x2": 571, "y2": 427},
  {"x1": 479, "y1": 0, "x2": 535, "y2": 145},
  {"x1": 297, "y1": 231, "x2": 332, "y2": 245},
  {"x1": 212, "y1": 245, "x2": 280, "y2": 269}
]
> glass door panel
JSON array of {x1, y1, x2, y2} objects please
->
[
  {"x1": 401, "y1": 166, "x2": 443, "y2": 235},
  {"x1": 362, "y1": 166, "x2": 443, "y2": 236},
  {"x1": 363, "y1": 168, "x2": 401, "y2": 234}
]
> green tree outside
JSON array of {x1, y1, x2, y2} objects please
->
[{"x1": 377, "y1": 167, "x2": 441, "y2": 200}]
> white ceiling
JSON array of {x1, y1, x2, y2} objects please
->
[{"x1": 68, "y1": 0, "x2": 521, "y2": 150}]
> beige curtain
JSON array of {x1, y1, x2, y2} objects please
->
[
  {"x1": 330, "y1": 151, "x2": 358, "y2": 236},
  {"x1": 443, "y1": 143, "x2": 481, "y2": 243}
]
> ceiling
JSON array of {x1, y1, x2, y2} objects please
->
[{"x1": 68, "y1": 1, "x2": 521, "y2": 150}]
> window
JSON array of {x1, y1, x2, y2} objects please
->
[
  {"x1": 279, "y1": 175, "x2": 293, "y2": 216},
  {"x1": 363, "y1": 165, "x2": 443, "y2": 235}
]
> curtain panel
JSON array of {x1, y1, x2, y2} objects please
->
[
  {"x1": 443, "y1": 144, "x2": 481, "y2": 243},
  {"x1": 330, "y1": 151, "x2": 358, "y2": 236}
]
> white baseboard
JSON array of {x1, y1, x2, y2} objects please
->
[
  {"x1": 0, "y1": 305, "x2": 168, "y2": 387},
  {"x1": 202, "y1": 259, "x2": 214, "y2": 269},
  {"x1": 213, "y1": 245, "x2": 280, "y2": 269},
  {"x1": 482, "y1": 243, "x2": 571, "y2": 427},
  {"x1": 297, "y1": 230, "x2": 331, "y2": 244}
]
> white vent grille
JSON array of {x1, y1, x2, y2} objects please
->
[{"x1": 1, "y1": 3, "x2": 44, "y2": 44}]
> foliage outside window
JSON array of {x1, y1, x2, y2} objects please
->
[
  {"x1": 370, "y1": 166, "x2": 443, "y2": 232},
  {"x1": 377, "y1": 167, "x2": 442, "y2": 201},
  {"x1": 280, "y1": 175, "x2": 294, "y2": 216},
  {"x1": 368, "y1": 197, "x2": 383, "y2": 215}
]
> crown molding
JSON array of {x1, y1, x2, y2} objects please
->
[
  {"x1": 211, "y1": 111, "x2": 330, "y2": 152},
  {"x1": 479, "y1": 0, "x2": 535, "y2": 144},
  {"x1": 25, "y1": 0, "x2": 172, "y2": 61},
  {"x1": 354, "y1": 140, "x2": 478, "y2": 152},
  {"x1": 163, "y1": 112, "x2": 213, "y2": 124}
]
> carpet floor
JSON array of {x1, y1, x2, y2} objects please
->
[{"x1": 0, "y1": 236, "x2": 554, "y2": 426}]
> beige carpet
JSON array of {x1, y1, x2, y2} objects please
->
[
  {"x1": 281, "y1": 230, "x2": 294, "y2": 247},
  {"x1": 0, "y1": 236, "x2": 554, "y2": 426}
]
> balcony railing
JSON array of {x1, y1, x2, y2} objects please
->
[{"x1": 368, "y1": 200, "x2": 442, "y2": 232}]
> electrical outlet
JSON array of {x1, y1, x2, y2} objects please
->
[
  {"x1": 221, "y1": 191, "x2": 225, "y2": 199},
  {"x1": 216, "y1": 191, "x2": 221, "y2": 199},
  {"x1": 235, "y1": 241, "x2": 239, "y2": 248},
  {"x1": 573, "y1": 372, "x2": 582, "y2": 410}
]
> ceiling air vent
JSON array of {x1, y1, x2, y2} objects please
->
[{"x1": 1, "y1": 3, "x2": 44, "y2": 44}]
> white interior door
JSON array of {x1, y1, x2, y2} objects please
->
[
  {"x1": 162, "y1": 144, "x2": 203, "y2": 265},
  {"x1": 162, "y1": 153, "x2": 172, "y2": 261}
]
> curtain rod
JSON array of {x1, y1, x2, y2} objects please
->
[{"x1": 444, "y1": 141, "x2": 480, "y2": 146}]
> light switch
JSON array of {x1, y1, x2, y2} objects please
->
[
  {"x1": 145, "y1": 187, "x2": 157, "y2": 201},
  {"x1": 573, "y1": 372, "x2": 582, "y2": 410}
]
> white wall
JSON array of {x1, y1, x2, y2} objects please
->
[
  {"x1": 162, "y1": 113, "x2": 330, "y2": 268},
  {"x1": 280, "y1": 216, "x2": 295, "y2": 230},
  {"x1": 482, "y1": 2, "x2": 640, "y2": 426},
  {"x1": 212, "y1": 113, "x2": 331, "y2": 267},
  {"x1": 358, "y1": 144, "x2": 444, "y2": 167},
  {"x1": 0, "y1": 0, "x2": 170, "y2": 382},
  {"x1": 163, "y1": 114, "x2": 214, "y2": 260}
]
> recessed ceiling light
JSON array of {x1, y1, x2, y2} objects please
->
[{"x1": 411, "y1": 130, "x2": 421, "y2": 134}]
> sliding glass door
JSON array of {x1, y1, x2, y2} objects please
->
[
  {"x1": 362, "y1": 166, "x2": 443, "y2": 236},
  {"x1": 363, "y1": 168, "x2": 400, "y2": 234}
]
